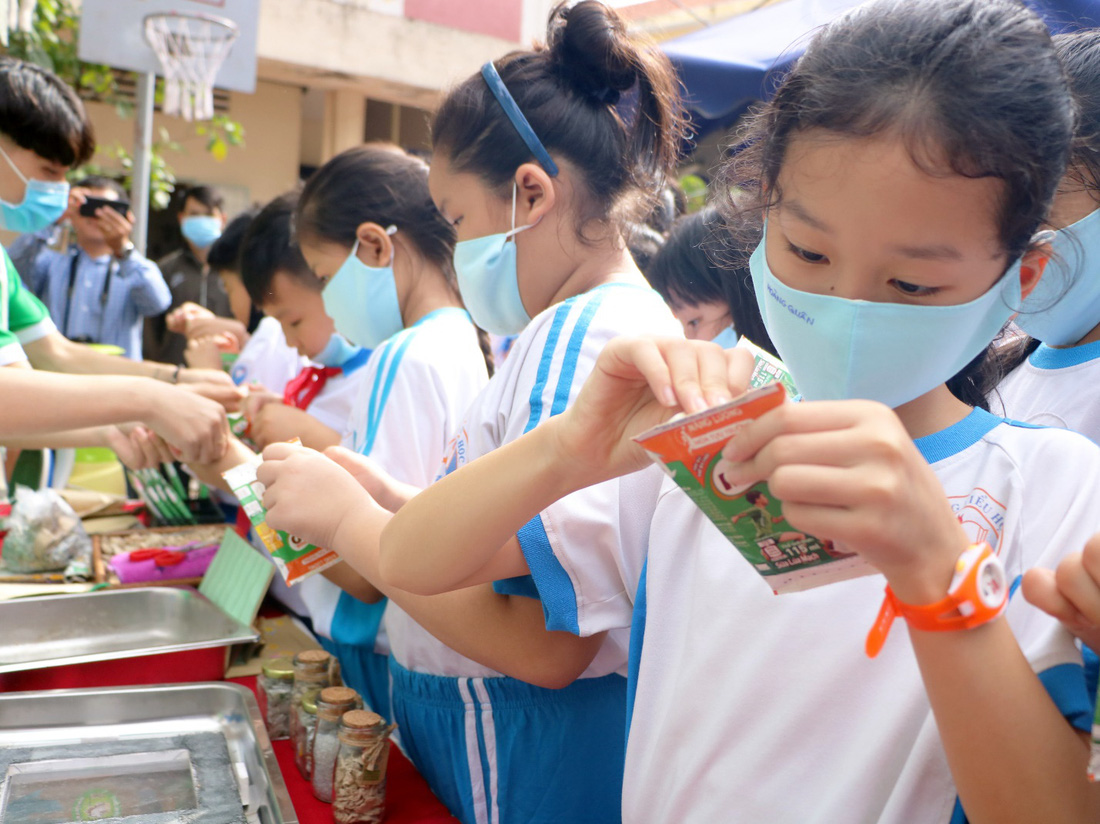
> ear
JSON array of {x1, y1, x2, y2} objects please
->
[
  {"x1": 514, "y1": 162, "x2": 556, "y2": 226},
  {"x1": 1018, "y1": 244, "x2": 1050, "y2": 301},
  {"x1": 353, "y1": 221, "x2": 396, "y2": 267}
]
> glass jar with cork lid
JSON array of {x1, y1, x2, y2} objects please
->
[
  {"x1": 311, "y1": 686, "x2": 362, "y2": 802},
  {"x1": 289, "y1": 649, "x2": 331, "y2": 769},
  {"x1": 333, "y1": 709, "x2": 395, "y2": 824},
  {"x1": 257, "y1": 657, "x2": 294, "y2": 740}
]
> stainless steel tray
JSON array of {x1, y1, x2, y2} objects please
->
[
  {"x1": 0, "y1": 586, "x2": 258, "y2": 674},
  {"x1": 0, "y1": 682, "x2": 298, "y2": 824}
]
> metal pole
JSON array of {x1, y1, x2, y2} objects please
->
[{"x1": 131, "y1": 72, "x2": 156, "y2": 256}]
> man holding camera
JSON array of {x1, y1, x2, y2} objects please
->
[{"x1": 16, "y1": 175, "x2": 170, "y2": 359}]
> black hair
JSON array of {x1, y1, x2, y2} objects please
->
[
  {"x1": 717, "y1": 0, "x2": 1073, "y2": 409},
  {"x1": 646, "y1": 208, "x2": 777, "y2": 356},
  {"x1": 295, "y1": 143, "x2": 494, "y2": 376},
  {"x1": 180, "y1": 184, "x2": 225, "y2": 214},
  {"x1": 240, "y1": 191, "x2": 317, "y2": 306},
  {"x1": 745, "y1": 489, "x2": 764, "y2": 505},
  {"x1": 73, "y1": 174, "x2": 126, "y2": 200},
  {"x1": 207, "y1": 207, "x2": 259, "y2": 271},
  {"x1": 432, "y1": 0, "x2": 687, "y2": 236},
  {"x1": 628, "y1": 182, "x2": 686, "y2": 273},
  {"x1": 0, "y1": 57, "x2": 94, "y2": 167}
]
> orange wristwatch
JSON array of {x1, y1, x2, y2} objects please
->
[{"x1": 865, "y1": 542, "x2": 1008, "y2": 658}]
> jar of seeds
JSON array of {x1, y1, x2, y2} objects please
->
[
  {"x1": 333, "y1": 710, "x2": 395, "y2": 824},
  {"x1": 257, "y1": 657, "x2": 294, "y2": 740},
  {"x1": 311, "y1": 686, "x2": 361, "y2": 802},
  {"x1": 289, "y1": 650, "x2": 331, "y2": 760},
  {"x1": 294, "y1": 689, "x2": 320, "y2": 779}
]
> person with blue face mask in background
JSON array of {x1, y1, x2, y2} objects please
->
[
  {"x1": 989, "y1": 29, "x2": 1100, "y2": 733},
  {"x1": 256, "y1": 5, "x2": 684, "y2": 822},
  {"x1": 146, "y1": 184, "x2": 233, "y2": 366},
  {"x1": 645, "y1": 207, "x2": 777, "y2": 354}
]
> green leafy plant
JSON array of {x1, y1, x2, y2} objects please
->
[{"x1": 3, "y1": 0, "x2": 245, "y2": 209}]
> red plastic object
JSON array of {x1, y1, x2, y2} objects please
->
[
  {"x1": 154, "y1": 550, "x2": 187, "y2": 567},
  {"x1": 0, "y1": 646, "x2": 228, "y2": 692},
  {"x1": 129, "y1": 548, "x2": 162, "y2": 562}
]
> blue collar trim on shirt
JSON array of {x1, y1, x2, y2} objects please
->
[
  {"x1": 339, "y1": 346, "x2": 371, "y2": 375},
  {"x1": 914, "y1": 407, "x2": 1004, "y2": 464},
  {"x1": 1029, "y1": 339, "x2": 1100, "y2": 370}
]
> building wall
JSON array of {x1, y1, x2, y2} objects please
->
[{"x1": 85, "y1": 79, "x2": 303, "y2": 213}]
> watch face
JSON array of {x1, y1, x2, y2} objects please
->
[{"x1": 977, "y1": 556, "x2": 1008, "y2": 608}]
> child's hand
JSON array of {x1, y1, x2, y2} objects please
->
[
  {"x1": 719, "y1": 400, "x2": 969, "y2": 604},
  {"x1": 167, "y1": 301, "x2": 213, "y2": 334},
  {"x1": 324, "y1": 446, "x2": 419, "y2": 513},
  {"x1": 555, "y1": 337, "x2": 754, "y2": 484},
  {"x1": 1023, "y1": 533, "x2": 1100, "y2": 651},
  {"x1": 257, "y1": 442, "x2": 368, "y2": 550},
  {"x1": 184, "y1": 335, "x2": 226, "y2": 371},
  {"x1": 248, "y1": 402, "x2": 304, "y2": 449}
]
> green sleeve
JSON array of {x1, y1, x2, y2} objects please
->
[{"x1": 4, "y1": 246, "x2": 52, "y2": 334}]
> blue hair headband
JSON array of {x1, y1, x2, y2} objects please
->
[{"x1": 480, "y1": 62, "x2": 560, "y2": 178}]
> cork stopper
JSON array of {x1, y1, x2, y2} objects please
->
[
  {"x1": 261, "y1": 657, "x2": 294, "y2": 680},
  {"x1": 341, "y1": 709, "x2": 383, "y2": 729},
  {"x1": 320, "y1": 686, "x2": 357, "y2": 705},
  {"x1": 296, "y1": 649, "x2": 331, "y2": 665}
]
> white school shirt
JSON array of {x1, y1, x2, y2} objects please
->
[
  {"x1": 294, "y1": 308, "x2": 489, "y2": 641},
  {"x1": 612, "y1": 412, "x2": 1096, "y2": 824},
  {"x1": 989, "y1": 340, "x2": 1100, "y2": 444},
  {"x1": 385, "y1": 282, "x2": 682, "y2": 678},
  {"x1": 229, "y1": 316, "x2": 308, "y2": 396}
]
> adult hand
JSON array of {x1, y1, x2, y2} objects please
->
[
  {"x1": 718, "y1": 399, "x2": 969, "y2": 605},
  {"x1": 179, "y1": 378, "x2": 246, "y2": 413},
  {"x1": 105, "y1": 424, "x2": 174, "y2": 470},
  {"x1": 555, "y1": 336, "x2": 753, "y2": 485},
  {"x1": 145, "y1": 383, "x2": 230, "y2": 464},
  {"x1": 96, "y1": 206, "x2": 135, "y2": 256},
  {"x1": 257, "y1": 441, "x2": 368, "y2": 550},
  {"x1": 1023, "y1": 533, "x2": 1100, "y2": 652},
  {"x1": 63, "y1": 187, "x2": 88, "y2": 224},
  {"x1": 167, "y1": 301, "x2": 214, "y2": 334}
]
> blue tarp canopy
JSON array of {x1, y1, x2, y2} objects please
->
[{"x1": 665, "y1": 0, "x2": 1100, "y2": 124}]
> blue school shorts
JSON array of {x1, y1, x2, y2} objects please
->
[{"x1": 389, "y1": 657, "x2": 626, "y2": 824}]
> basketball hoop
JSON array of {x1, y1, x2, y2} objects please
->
[{"x1": 143, "y1": 12, "x2": 240, "y2": 121}]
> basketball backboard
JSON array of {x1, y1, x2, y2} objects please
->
[{"x1": 77, "y1": 0, "x2": 259, "y2": 94}]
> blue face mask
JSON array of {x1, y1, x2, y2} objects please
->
[
  {"x1": 313, "y1": 332, "x2": 362, "y2": 368},
  {"x1": 0, "y1": 145, "x2": 69, "y2": 234},
  {"x1": 1014, "y1": 208, "x2": 1100, "y2": 346},
  {"x1": 322, "y1": 226, "x2": 403, "y2": 348},
  {"x1": 749, "y1": 220, "x2": 1022, "y2": 409},
  {"x1": 711, "y1": 324, "x2": 739, "y2": 349},
  {"x1": 181, "y1": 215, "x2": 223, "y2": 249},
  {"x1": 453, "y1": 184, "x2": 534, "y2": 335}
]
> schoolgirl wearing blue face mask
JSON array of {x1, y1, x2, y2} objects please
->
[
  {"x1": 256, "y1": 4, "x2": 684, "y2": 822},
  {"x1": 258, "y1": 144, "x2": 492, "y2": 722},
  {"x1": 991, "y1": 30, "x2": 1100, "y2": 448}
]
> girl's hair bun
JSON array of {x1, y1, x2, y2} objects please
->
[{"x1": 549, "y1": 1, "x2": 637, "y2": 104}]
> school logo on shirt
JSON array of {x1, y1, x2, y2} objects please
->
[
  {"x1": 948, "y1": 487, "x2": 1007, "y2": 550},
  {"x1": 438, "y1": 428, "x2": 470, "y2": 480}
]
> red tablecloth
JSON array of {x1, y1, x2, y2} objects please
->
[{"x1": 231, "y1": 676, "x2": 458, "y2": 824}]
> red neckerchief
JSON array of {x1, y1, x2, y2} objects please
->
[{"x1": 282, "y1": 365, "x2": 342, "y2": 411}]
